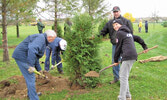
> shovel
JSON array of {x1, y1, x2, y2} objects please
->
[
  {"x1": 50, "y1": 60, "x2": 63, "y2": 70},
  {"x1": 84, "y1": 45, "x2": 158, "y2": 78}
]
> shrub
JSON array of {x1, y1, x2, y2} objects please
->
[
  {"x1": 162, "y1": 21, "x2": 167, "y2": 27},
  {"x1": 65, "y1": 13, "x2": 101, "y2": 88}
]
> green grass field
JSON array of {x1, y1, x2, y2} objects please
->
[{"x1": 0, "y1": 23, "x2": 167, "y2": 100}]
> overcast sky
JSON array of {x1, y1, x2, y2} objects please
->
[
  {"x1": 37, "y1": 0, "x2": 166, "y2": 20},
  {"x1": 107, "y1": 0, "x2": 167, "y2": 18}
]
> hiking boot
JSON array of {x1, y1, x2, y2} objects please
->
[{"x1": 110, "y1": 79, "x2": 119, "y2": 84}]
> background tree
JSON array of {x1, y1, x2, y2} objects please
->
[
  {"x1": 1, "y1": 0, "x2": 9, "y2": 61},
  {"x1": 81, "y1": 0, "x2": 111, "y2": 20},
  {"x1": 123, "y1": 12, "x2": 135, "y2": 31},
  {"x1": 65, "y1": 13, "x2": 101, "y2": 88},
  {"x1": 8, "y1": 0, "x2": 38, "y2": 38},
  {"x1": 36, "y1": 0, "x2": 79, "y2": 33},
  {"x1": 151, "y1": 9, "x2": 159, "y2": 29},
  {"x1": 0, "y1": 0, "x2": 38, "y2": 61}
]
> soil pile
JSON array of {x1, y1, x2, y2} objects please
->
[
  {"x1": 0, "y1": 72, "x2": 71, "y2": 99},
  {"x1": 84, "y1": 71, "x2": 99, "y2": 77}
]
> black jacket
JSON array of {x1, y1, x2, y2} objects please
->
[
  {"x1": 100, "y1": 15, "x2": 147, "y2": 50},
  {"x1": 114, "y1": 25, "x2": 137, "y2": 63}
]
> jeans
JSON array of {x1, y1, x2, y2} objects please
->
[
  {"x1": 118, "y1": 60, "x2": 135, "y2": 100},
  {"x1": 15, "y1": 59, "x2": 39, "y2": 100},
  {"x1": 112, "y1": 45, "x2": 120, "y2": 80},
  {"x1": 45, "y1": 47, "x2": 62, "y2": 71}
]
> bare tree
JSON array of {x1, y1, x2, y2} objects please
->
[
  {"x1": 151, "y1": 9, "x2": 159, "y2": 29},
  {"x1": 1, "y1": 0, "x2": 9, "y2": 61}
]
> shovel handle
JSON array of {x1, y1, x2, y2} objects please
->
[
  {"x1": 34, "y1": 70, "x2": 45, "y2": 77},
  {"x1": 137, "y1": 45, "x2": 158, "y2": 55},
  {"x1": 99, "y1": 64, "x2": 115, "y2": 74}
]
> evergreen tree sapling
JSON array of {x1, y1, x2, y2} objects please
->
[{"x1": 65, "y1": 13, "x2": 101, "y2": 88}]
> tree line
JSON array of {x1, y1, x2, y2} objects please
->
[{"x1": 0, "y1": 0, "x2": 111, "y2": 62}]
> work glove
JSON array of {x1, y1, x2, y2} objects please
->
[
  {"x1": 28, "y1": 67, "x2": 35, "y2": 73},
  {"x1": 51, "y1": 65, "x2": 55, "y2": 70}
]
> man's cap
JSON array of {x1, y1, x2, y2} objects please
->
[
  {"x1": 59, "y1": 39, "x2": 67, "y2": 51},
  {"x1": 113, "y1": 19, "x2": 123, "y2": 25},
  {"x1": 112, "y1": 6, "x2": 120, "y2": 12}
]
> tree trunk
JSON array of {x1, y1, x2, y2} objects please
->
[
  {"x1": 54, "y1": 0, "x2": 57, "y2": 33},
  {"x1": 2, "y1": 0, "x2": 10, "y2": 61},
  {"x1": 16, "y1": 23, "x2": 19, "y2": 38}
]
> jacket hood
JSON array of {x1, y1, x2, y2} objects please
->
[{"x1": 118, "y1": 25, "x2": 131, "y2": 33}]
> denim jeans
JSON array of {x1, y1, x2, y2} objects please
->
[
  {"x1": 112, "y1": 45, "x2": 120, "y2": 80},
  {"x1": 45, "y1": 47, "x2": 62, "y2": 71},
  {"x1": 15, "y1": 59, "x2": 39, "y2": 100}
]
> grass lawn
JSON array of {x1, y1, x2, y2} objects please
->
[{"x1": 0, "y1": 23, "x2": 167, "y2": 100}]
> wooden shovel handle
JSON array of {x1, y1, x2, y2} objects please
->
[
  {"x1": 137, "y1": 45, "x2": 158, "y2": 55},
  {"x1": 99, "y1": 64, "x2": 115, "y2": 73}
]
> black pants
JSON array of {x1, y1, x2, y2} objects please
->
[{"x1": 38, "y1": 30, "x2": 43, "y2": 34}]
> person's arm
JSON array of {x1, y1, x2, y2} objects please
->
[
  {"x1": 99, "y1": 22, "x2": 109, "y2": 37},
  {"x1": 114, "y1": 32, "x2": 123, "y2": 63},
  {"x1": 133, "y1": 35, "x2": 148, "y2": 50}
]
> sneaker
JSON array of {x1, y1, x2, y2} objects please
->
[
  {"x1": 37, "y1": 92, "x2": 42, "y2": 96},
  {"x1": 110, "y1": 79, "x2": 119, "y2": 84}
]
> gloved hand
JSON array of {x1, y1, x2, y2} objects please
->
[
  {"x1": 51, "y1": 65, "x2": 55, "y2": 70},
  {"x1": 28, "y1": 67, "x2": 35, "y2": 73}
]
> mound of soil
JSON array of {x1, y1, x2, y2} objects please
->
[
  {"x1": 0, "y1": 71, "x2": 84, "y2": 99},
  {"x1": 84, "y1": 71, "x2": 99, "y2": 77}
]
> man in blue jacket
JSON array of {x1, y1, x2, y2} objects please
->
[
  {"x1": 45, "y1": 37, "x2": 67, "y2": 73},
  {"x1": 12, "y1": 30, "x2": 56, "y2": 100}
]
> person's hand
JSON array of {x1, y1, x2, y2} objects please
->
[
  {"x1": 143, "y1": 49, "x2": 149, "y2": 53},
  {"x1": 28, "y1": 67, "x2": 35, "y2": 73},
  {"x1": 113, "y1": 63, "x2": 119, "y2": 66},
  {"x1": 51, "y1": 65, "x2": 55, "y2": 70}
]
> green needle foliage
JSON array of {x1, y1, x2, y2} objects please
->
[{"x1": 65, "y1": 13, "x2": 101, "y2": 88}]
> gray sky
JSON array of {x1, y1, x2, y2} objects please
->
[
  {"x1": 108, "y1": 0, "x2": 166, "y2": 18},
  {"x1": 37, "y1": 0, "x2": 166, "y2": 20}
]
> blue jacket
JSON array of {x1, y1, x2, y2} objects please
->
[
  {"x1": 12, "y1": 33, "x2": 49, "y2": 71},
  {"x1": 48, "y1": 37, "x2": 62, "y2": 55}
]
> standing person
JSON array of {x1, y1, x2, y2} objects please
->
[
  {"x1": 64, "y1": 18, "x2": 72, "y2": 36},
  {"x1": 145, "y1": 20, "x2": 148, "y2": 33},
  {"x1": 45, "y1": 37, "x2": 67, "y2": 73},
  {"x1": 138, "y1": 19, "x2": 142, "y2": 32},
  {"x1": 113, "y1": 19, "x2": 137, "y2": 100},
  {"x1": 12, "y1": 30, "x2": 56, "y2": 100},
  {"x1": 37, "y1": 18, "x2": 45, "y2": 33},
  {"x1": 99, "y1": 6, "x2": 148, "y2": 84}
]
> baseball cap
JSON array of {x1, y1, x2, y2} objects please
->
[
  {"x1": 59, "y1": 39, "x2": 67, "y2": 50},
  {"x1": 112, "y1": 19, "x2": 123, "y2": 25},
  {"x1": 112, "y1": 6, "x2": 120, "y2": 12}
]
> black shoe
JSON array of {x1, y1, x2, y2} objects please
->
[{"x1": 59, "y1": 70, "x2": 64, "y2": 74}]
